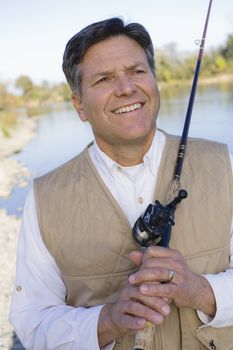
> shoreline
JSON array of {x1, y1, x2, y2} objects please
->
[
  {"x1": 0, "y1": 115, "x2": 37, "y2": 349},
  {"x1": 158, "y1": 73, "x2": 233, "y2": 90},
  {"x1": 0, "y1": 116, "x2": 37, "y2": 198}
]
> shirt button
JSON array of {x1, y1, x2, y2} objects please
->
[
  {"x1": 116, "y1": 166, "x2": 121, "y2": 172},
  {"x1": 138, "y1": 197, "x2": 144, "y2": 204},
  {"x1": 16, "y1": 285, "x2": 22, "y2": 292}
]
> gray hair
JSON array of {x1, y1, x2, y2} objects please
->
[{"x1": 62, "y1": 17, "x2": 155, "y2": 97}]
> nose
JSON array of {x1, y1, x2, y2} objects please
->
[{"x1": 114, "y1": 75, "x2": 137, "y2": 97}]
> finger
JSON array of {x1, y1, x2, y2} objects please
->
[
  {"x1": 163, "y1": 297, "x2": 172, "y2": 304},
  {"x1": 123, "y1": 300, "x2": 165, "y2": 325},
  {"x1": 142, "y1": 246, "x2": 177, "y2": 262},
  {"x1": 142, "y1": 255, "x2": 184, "y2": 275},
  {"x1": 143, "y1": 296, "x2": 171, "y2": 317},
  {"x1": 129, "y1": 267, "x2": 174, "y2": 285},
  {"x1": 120, "y1": 285, "x2": 170, "y2": 317},
  {"x1": 115, "y1": 312, "x2": 146, "y2": 331},
  {"x1": 139, "y1": 282, "x2": 177, "y2": 299},
  {"x1": 129, "y1": 250, "x2": 143, "y2": 266}
]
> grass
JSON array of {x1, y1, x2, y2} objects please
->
[{"x1": 0, "y1": 111, "x2": 17, "y2": 138}]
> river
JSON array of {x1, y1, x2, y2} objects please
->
[{"x1": 1, "y1": 81, "x2": 232, "y2": 215}]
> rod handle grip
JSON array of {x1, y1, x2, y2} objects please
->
[{"x1": 133, "y1": 321, "x2": 155, "y2": 350}]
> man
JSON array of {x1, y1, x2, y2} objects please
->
[{"x1": 10, "y1": 18, "x2": 233, "y2": 349}]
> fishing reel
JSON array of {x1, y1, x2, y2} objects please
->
[{"x1": 132, "y1": 189, "x2": 188, "y2": 248}]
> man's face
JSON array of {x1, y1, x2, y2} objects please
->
[{"x1": 72, "y1": 35, "x2": 160, "y2": 155}]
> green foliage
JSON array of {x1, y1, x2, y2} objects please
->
[
  {"x1": 157, "y1": 32, "x2": 233, "y2": 83},
  {"x1": 9, "y1": 77, "x2": 72, "y2": 112},
  {"x1": 0, "y1": 83, "x2": 18, "y2": 110},
  {"x1": 156, "y1": 54, "x2": 174, "y2": 82},
  {"x1": 0, "y1": 111, "x2": 17, "y2": 138},
  {"x1": 221, "y1": 34, "x2": 233, "y2": 61},
  {"x1": 57, "y1": 83, "x2": 72, "y2": 101},
  {"x1": 215, "y1": 55, "x2": 227, "y2": 71},
  {"x1": 15, "y1": 75, "x2": 33, "y2": 96},
  {"x1": 178, "y1": 55, "x2": 196, "y2": 80}
]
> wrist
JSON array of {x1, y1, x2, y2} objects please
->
[
  {"x1": 195, "y1": 275, "x2": 216, "y2": 317},
  {"x1": 98, "y1": 304, "x2": 119, "y2": 348}
]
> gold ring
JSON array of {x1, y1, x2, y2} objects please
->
[{"x1": 168, "y1": 269, "x2": 174, "y2": 282}]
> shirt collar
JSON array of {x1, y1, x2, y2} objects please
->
[
  {"x1": 143, "y1": 129, "x2": 166, "y2": 176},
  {"x1": 91, "y1": 128, "x2": 166, "y2": 177}
]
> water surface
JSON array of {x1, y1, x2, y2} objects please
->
[{"x1": 1, "y1": 82, "x2": 232, "y2": 215}]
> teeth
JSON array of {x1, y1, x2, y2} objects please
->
[{"x1": 115, "y1": 103, "x2": 142, "y2": 114}]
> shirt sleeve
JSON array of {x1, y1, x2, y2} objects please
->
[
  {"x1": 9, "y1": 188, "x2": 115, "y2": 350},
  {"x1": 197, "y1": 153, "x2": 233, "y2": 327}
]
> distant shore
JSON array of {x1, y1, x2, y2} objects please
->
[
  {"x1": 158, "y1": 73, "x2": 233, "y2": 90},
  {"x1": 0, "y1": 115, "x2": 37, "y2": 349}
]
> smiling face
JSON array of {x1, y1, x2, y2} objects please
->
[{"x1": 72, "y1": 35, "x2": 160, "y2": 163}]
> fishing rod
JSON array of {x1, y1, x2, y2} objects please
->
[
  {"x1": 132, "y1": 1, "x2": 213, "y2": 349},
  {"x1": 172, "y1": 0, "x2": 213, "y2": 186}
]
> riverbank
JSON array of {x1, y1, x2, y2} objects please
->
[
  {"x1": 0, "y1": 116, "x2": 36, "y2": 349},
  {"x1": 0, "y1": 116, "x2": 36, "y2": 197},
  {"x1": 158, "y1": 72, "x2": 233, "y2": 90},
  {"x1": 0, "y1": 210, "x2": 22, "y2": 349}
]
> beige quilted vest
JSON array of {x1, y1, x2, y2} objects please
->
[{"x1": 34, "y1": 133, "x2": 233, "y2": 350}]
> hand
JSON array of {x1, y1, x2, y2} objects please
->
[
  {"x1": 128, "y1": 246, "x2": 216, "y2": 317},
  {"x1": 98, "y1": 281, "x2": 170, "y2": 347}
]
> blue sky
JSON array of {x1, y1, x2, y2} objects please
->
[{"x1": 1, "y1": 0, "x2": 232, "y2": 84}]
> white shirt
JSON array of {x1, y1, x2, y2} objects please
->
[{"x1": 9, "y1": 130, "x2": 233, "y2": 349}]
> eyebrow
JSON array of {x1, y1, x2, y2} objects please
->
[
  {"x1": 91, "y1": 62, "x2": 147, "y2": 80},
  {"x1": 92, "y1": 70, "x2": 114, "y2": 79},
  {"x1": 125, "y1": 62, "x2": 147, "y2": 71}
]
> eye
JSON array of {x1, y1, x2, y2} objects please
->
[
  {"x1": 95, "y1": 76, "x2": 112, "y2": 85},
  {"x1": 98, "y1": 77, "x2": 109, "y2": 83},
  {"x1": 135, "y1": 68, "x2": 146, "y2": 74},
  {"x1": 128, "y1": 68, "x2": 147, "y2": 77}
]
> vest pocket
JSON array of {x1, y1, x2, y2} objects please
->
[
  {"x1": 196, "y1": 325, "x2": 233, "y2": 349},
  {"x1": 63, "y1": 267, "x2": 138, "y2": 308}
]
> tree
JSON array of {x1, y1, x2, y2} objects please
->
[
  {"x1": 156, "y1": 52, "x2": 174, "y2": 82},
  {"x1": 15, "y1": 75, "x2": 33, "y2": 96},
  {"x1": 221, "y1": 34, "x2": 233, "y2": 61},
  {"x1": 0, "y1": 83, "x2": 18, "y2": 109},
  {"x1": 214, "y1": 55, "x2": 227, "y2": 72}
]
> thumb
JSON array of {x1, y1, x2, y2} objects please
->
[{"x1": 129, "y1": 250, "x2": 143, "y2": 266}]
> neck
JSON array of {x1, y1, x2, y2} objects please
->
[{"x1": 95, "y1": 130, "x2": 156, "y2": 166}]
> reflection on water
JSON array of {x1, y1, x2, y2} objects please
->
[
  {"x1": 1, "y1": 83, "x2": 232, "y2": 215},
  {"x1": 158, "y1": 82, "x2": 233, "y2": 149}
]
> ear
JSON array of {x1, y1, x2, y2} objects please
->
[{"x1": 72, "y1": 94, "x2": 88, "y2": 122}]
